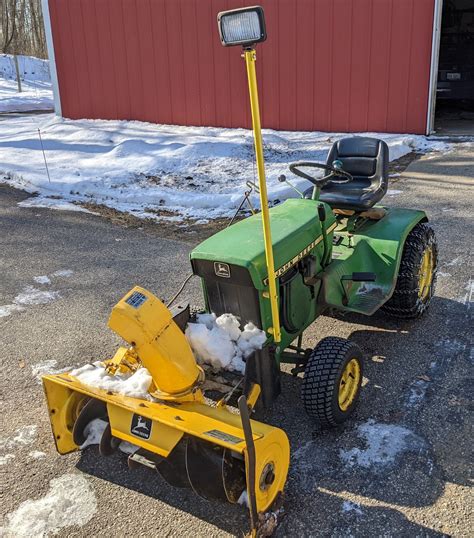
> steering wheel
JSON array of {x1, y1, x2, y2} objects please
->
[{"x1": 289, "y1": 160, "x2": 353, "y2": 187}]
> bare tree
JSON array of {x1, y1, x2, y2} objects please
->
[{"x1": 1, "y1": 0, "x2": 47, "y2": 58}]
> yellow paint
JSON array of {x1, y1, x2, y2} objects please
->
[
  {"x1": 418, "y1": 246, "x2": 434, "y2": 300},
  {"x1": 244, "y1": 49, "x2": 281, "y2": 343},
  {"x1": 338, "y1": 358, "x2": 361, "y2": 411},
  {"x1": 108, "y1": 286, "x2": 204, "y2": 399},
  {"x1": 42, "y1": 372, "x2": 289, "y2": 512},
  {"x1": 246, "y1": 383, "x2": 261, "y2": 410}
]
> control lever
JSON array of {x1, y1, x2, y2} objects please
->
[
  {"x1": 318, "y1": 203, "x2": 331, "y2": 267},
  {"x1": 278, "y1": 174, "x2": 305, "y2": 198}
]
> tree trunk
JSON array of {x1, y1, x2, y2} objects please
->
[{"x1": 13, "y1": 55, "x2": 22, "y2": 92}]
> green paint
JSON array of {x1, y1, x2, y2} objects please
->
[{"x1": 191, "y1": 198, "x2": 426, "y2": 363}]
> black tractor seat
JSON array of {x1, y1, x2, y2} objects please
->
[{"x1": 305, "y1": 137, "x2": 389, "y2": 212}]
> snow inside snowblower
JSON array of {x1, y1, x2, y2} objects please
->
[{"x1": 42, "y1": 5, "x2": 438, "y2": 536}]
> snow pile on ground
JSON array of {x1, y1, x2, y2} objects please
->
[
  {"x1": 341, "y1": 500, "x2": 364, "y2": 516},
  {"x1": 1, "y1": 473, "x2": 97, "y2": 537},
  {"x1": 0, "y1": 54, "x2": 53, "y2": 112},
  {"x1": 339, "y1": 419, "x2": 424, "y2": 469},
  {"x1": 70, "y1": 362, "x2": 153, "y2": 400},
  {"x1": 0, "y1": 112, "x2": 457, "y2": 220},
  {"x1": 185, "y1": 313, "x2": 266, "y2": 373}
]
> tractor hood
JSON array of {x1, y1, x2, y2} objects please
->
[{"x1": 191, "y1": 198, "x2": 334, "y2": 290}]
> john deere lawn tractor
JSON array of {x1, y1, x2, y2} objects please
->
[{"x1": 42, "y1": 6, "x2": 438, "y2": 536}]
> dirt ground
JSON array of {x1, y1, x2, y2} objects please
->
[{"x1": 1, "y1": 144, "x2": 472, "y2": 537}]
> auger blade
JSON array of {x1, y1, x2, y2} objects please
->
[
  {"x1": 72, "y1": 398, "x2": 107, "y2": 446},
  {"x1": 99, "y1": 423, "x2": 120, "y2": 456},
  {"x1": 156, "y1": 440, "x2": 191, "y2": 489},
  {"x1": 185, "y1": 438, "x2": 246, "y2": 503}
]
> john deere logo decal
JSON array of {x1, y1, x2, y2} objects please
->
[
  {"x1": 130, "y1": 414, "x2": 152, "y2": 440},
  {"x1": 214, "y1": 262, "x2": 231, "y2": 278}
]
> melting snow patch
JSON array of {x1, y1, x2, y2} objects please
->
[
  {"x1": 0, "y1": 282, "x2": 61, "y2": 318},
  {"x1": 13, "y1": 286, "x2": 60, "y2": 306},
  {"x1": 0, "y1": 304, "x2": 24, "y2": 317},
  {"x1": 33, "y1": 275, "x2": 51, "y2": 285},
  {"x1": 2, "y1": 473, "x2": 97, "y2": 537},
  {"x1": 446, "y1": 257, "x2": 463, "y2": 267},
  {"x1": 457, "y1": 279, "x2": 473, "y2": 308},
  {"x1": 339, "y1": 420, "x2": 424, "y2": 470},
  {"x1": 437, "y1": 271, "x2": 451, "y2": 278},
  {"x1": 18, "y1": 197, "x2": 97, "y2": 214},
  {"x1": 0, "y1": 454, "x2": 15, "y2": 465},
  {"x1": 31, "y1": 359, "x2": 70, "y2": 383},
  {"x1": 52, "y1": 269, "x2": 74, "y2": 278},
  {"x1": 0, "y1": 425, "x2": 38, "y2": 450},
  {"x1": 70, "y1": 362, "x2": 153, "y2": 400},
  {"x1": 29, "y1": 451, "x2": 47, "y2": 460},
  {"x1": 185, "y1": 313, "x2": 266, "y2": 373},
  {"x1": 342, "y1": 500, "x2": 364, "y2": 516},
  {"x1": 405, "y1": 378, "x2": 430, "y2": 409}
]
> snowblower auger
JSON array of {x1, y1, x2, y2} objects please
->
[{"x1": 42, "y1": 286, "x2": 290, "y2": 525}]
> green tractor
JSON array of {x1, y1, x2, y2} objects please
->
[
  {"x1": 191, "y1": 135, "x2": 438, "y2": 425},
  {"x1": 190, "y1": 6, "x2": 438, "y2": 426},
  {"x1": 41, "y1": 6, "x2": 438, "y2": 534}
]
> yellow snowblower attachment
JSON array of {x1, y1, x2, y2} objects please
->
[{"x1": 42, "y1": 286, "x2": 290, "y2": 531}]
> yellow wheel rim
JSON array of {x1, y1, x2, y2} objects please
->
[
  {"x1": 338, "y1": 358, "x2": 361, "y2": 412},
  {"x1": 418, "y1": 246, "x2": 434, "y2": 301}
]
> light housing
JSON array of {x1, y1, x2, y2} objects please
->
[{"x1": 217, "y1": 6, "x2": 266, "y2": 47}]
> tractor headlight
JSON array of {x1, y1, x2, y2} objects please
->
[{"x1": 217, "y1": 6, "x2": 266, "y2": 47}]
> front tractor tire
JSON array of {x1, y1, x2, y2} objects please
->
[
  {"x1": 301, "y1": 337, "x2": 363, "y2": 428},
  {"x1": 383, "y1": 222, "x2": 438, "y2": 319}
]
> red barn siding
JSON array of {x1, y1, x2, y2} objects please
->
[{"x1": 48, "y1": 0, "x2": 435, "y2": 134}]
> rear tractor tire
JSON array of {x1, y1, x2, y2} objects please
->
[
  {"x1": 382, "y1": 222, "x2": 438, "y2": 319},
  {"x1": 301, "y1": 337, "x2": 363, "y2": 428}
]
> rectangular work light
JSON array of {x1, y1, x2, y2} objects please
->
[{"x1": 217, "y1": 6, "x2": 266, "y2": 47}]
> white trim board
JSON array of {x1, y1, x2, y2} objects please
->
[
  {"x1": 426, "y1": 0, "x2": 443, "y2": 135},
  {"x1": 41, "y1": 0, "x2": 62, "y2": 116}
]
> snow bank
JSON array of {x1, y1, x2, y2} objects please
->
[
  {"x1": 0, "y1": 112, "x2": 456, "y2": 220},
  {"x1": 185, "y1": 313, "x2": 266, "y2": 373},
  {"x1": 70, "y1": 362, "x2": 153, "y2": 400},
  {"x1": 0, "y1": 54, "x2": 53, "y2": 112},
  {"x1": 0, "y1": 54, "x2": 50, "y2": 82},
  {"x1": 2, "y1": 474, "x2": 97, "y2": 537}
]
